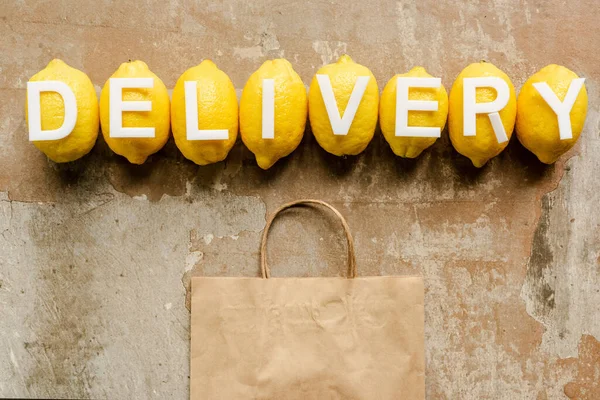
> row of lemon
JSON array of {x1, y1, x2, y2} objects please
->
[{"x1": 27, "y1": 56, "x2": 587, "y2": 168}]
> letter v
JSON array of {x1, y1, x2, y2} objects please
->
[{"x1": 316, "y1": 74, "x2": 370, "y2": 135}]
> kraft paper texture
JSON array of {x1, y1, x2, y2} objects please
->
[
  {"x1": 191, "y1": 275, "x2": 425, "y2": 400},
  {"x1": 191, "y1": 200, "x2": 425, "y2": 399}
]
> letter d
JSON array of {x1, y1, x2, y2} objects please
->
[{"x1": 27, "y1": 81, "x2": 77, "y2": 141}]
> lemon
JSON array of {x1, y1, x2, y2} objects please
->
[
  {"x1": 171, "y1": 60, "x2": 238, "y2": 166},
  {"x1": 448, "y1": 62, "x2": 516, "y2": 167},
  {"x1": 516, "y1": 65, "x2": 587, "y2": 164},
  {"x1": 25, "y1": 59, "x2": 99, "y2": 163},
  {"x1": 308, "y1": 55, "x2": 379, "y2": 156},
  {"x1": 100, "y1": 60, "x2": 170, "y2": 164},
  {"x1": 240, "y1": 59, "x2": 307, "y2": 169},
  {"x1": 379, "y1": 66, "x2": 448, "y2": 158}
]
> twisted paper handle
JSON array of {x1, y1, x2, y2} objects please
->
[{"x1": 260, "y1": 199, "x2": 357, "y2": 279}]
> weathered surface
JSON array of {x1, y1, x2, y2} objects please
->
[{"x1": 0, "y1": 1, "x2": 599, "y2": 399}]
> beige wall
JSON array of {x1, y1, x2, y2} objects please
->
[{"x1": 1, "y1": 1, "x2": 599, "y2": 398}]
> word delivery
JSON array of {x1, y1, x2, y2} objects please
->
[{"x1": 26, "y1": 56, "x2": 588, "y2": 168}]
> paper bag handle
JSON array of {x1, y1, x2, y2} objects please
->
[{"x1": 260, "y1": 199, "x2": 357, "y2": 279}]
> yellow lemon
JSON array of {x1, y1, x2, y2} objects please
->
[
  {"x1": 448, "y1": 62, "x2": 516, "y2": 167},
  {"x1": 379, "y1": 66, "x2": 448, "y2": 158},
  {"x1": 100, "y1": 60, "x2": 170, "y2": 164},
  {"x1": 171, "y1": 60, "x2": 238, "y2": 166},
  {"x1": 308, "y1": 55, "x2": 379, "y2": 156},
  {"x1": 516, "y1": 64, "x2": 587, "y2": 164},
  {"x1": 240, "y1": 59, "x2": 307, "y2": 169},
  {"x1": 25, "y1": 59, "x2": 99, "y2": 163}
]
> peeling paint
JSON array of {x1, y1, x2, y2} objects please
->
[
  {"x1": 522, "y1": 195, "x2": 557, "y2": 320},
  {"x1": 233, "y1": 46, "x2": 264, "y2": 61},
  {"x1": 312, "y1": 41, "x2": 348, "y2": 66},
  {"x1": 561, "y1": 335, "x2": 600, "y2": 399}
]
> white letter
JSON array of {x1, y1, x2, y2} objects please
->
[
  {"x1": 109, "y1": 77, "x2": 154, "y2": 138},
  {"x1": 27, "y1": 81, "x2": 77, "y2": 141},
  {"x1": 396, "y1": 77, "x2": 441, "y2": 137},
  {"x1": 262, "y1": 79, "x2": 275, "y2": 139},
  {"x1": 184, "y1": 81, "x2": 228, "y2": 140},
  {"x1": 533, "y1": 78, "x2": 585, "y2": 140},
  {"x1": 463, "y1": 77, "x2": 510, "y2": 143},
  {"x1": 316, "y1": 74, "x2": 370, "y2": 135}
]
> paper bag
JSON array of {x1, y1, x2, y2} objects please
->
[{"x1": 191, "y1": 200, "x2": 425, "y2": 399}]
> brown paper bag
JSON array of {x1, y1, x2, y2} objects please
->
[{"x1": 191, "y1": 200, "x2": 425, "y2": 400}]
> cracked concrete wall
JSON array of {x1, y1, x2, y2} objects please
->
[{"x1": 0, "y1": 1, "x2": 599, "y2": 399}]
